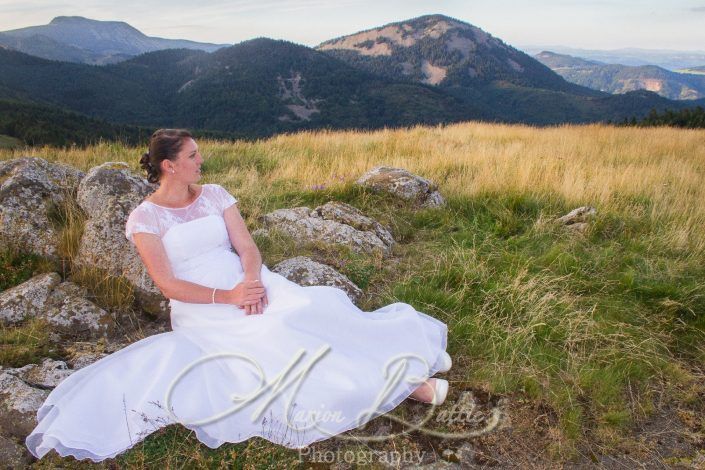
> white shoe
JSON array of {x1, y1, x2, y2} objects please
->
[
  {"x1": 437, "y1": 351, "x2": 452, "y2": 373},
  {"x1": 430, "y1": 378, "x2": 449, "y2": 405}
]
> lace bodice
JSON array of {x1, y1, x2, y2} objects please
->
[{"x1": 125, "y1": 184, "x2": 238, "y2": 243}]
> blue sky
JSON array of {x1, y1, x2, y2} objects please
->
[{"x1": 1, "y1": 0, "x2": 704, "y2": 50}]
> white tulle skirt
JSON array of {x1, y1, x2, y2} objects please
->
[{"x1": 25, "y1": 265, "x2": 448, "y2": 462}]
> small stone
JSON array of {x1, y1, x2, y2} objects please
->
[{"x1": 556, "y1": 206, "x2": 596, "y2": 225}]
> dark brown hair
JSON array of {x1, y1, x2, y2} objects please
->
[{"x1": 139, "y1": 129, "x2": 193, "y2": 184}]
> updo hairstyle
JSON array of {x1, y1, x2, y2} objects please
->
[{"x1": 139, "y1": 129, "x2": 193, "y2": 184}]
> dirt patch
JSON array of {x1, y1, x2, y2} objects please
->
[
  {"x1": 277, "y1": 73, "x2": 320, "y2": 121},
  {"x1": 446, "y1": 33, "x2": 476, "y2": 60},
  {"x1": 421, "y1": 61, "x2": 447, "y2": 85}
]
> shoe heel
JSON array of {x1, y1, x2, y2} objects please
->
[
  {"x1": 437, "y1": 351, "x2": 452, "y2": 373},
  {"x1": 430, "y1": 379, "x2": 449, "y2": 405}
]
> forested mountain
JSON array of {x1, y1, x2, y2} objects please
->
[
  {"x1": 0, "y1": 16, "x2": 227, "y2": 64},
  {"x1": 535, "y1": 51, "x2": 705, "y2": 100},
  {"x1": 1, "y1": 14, "x2": 702, "y2": 143},
  {"x1": 316, "y1": 15, "x2": 597, "y2": 96},
  {"x1": 0, "y1": 40, "x2": 477, "y2": 138},
  {"x1": 0, "y1": 99, "x2": 148, "y2": 146},
  {"x1": 313, "y1": 15, "x2": 698, "y2": 124}
]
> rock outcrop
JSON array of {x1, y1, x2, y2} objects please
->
[
  {"x1": 256, "y1": 201, "x2": 394, "y2": 257},
  {"x1": 355, "y1": 166, "x2": 445, "y2": 208},
  {"x1": 75, "y1": 162, "x2": 165, "y2": 315},
  {"x1": 0, "y1": 272, "x2": 114, "y2": 340},
  {"x1": 0, "y1": 370, "x2": 49, "y2": 439},
  {"x1": 0, "y1": 157, "x2": 84, "y2": 258},
  {"x1": 272, "y1": 256, "x2": 363, "y2": 303},
  {"x1": 4, "y1": 358, "x2": 73, "y2": 389}
]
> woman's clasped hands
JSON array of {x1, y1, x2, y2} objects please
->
[{"x1": 225, "y1": 279, "x2": 268, "y2": 315}]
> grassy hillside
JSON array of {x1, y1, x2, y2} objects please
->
[
  {"x1": 0, "y1": 133, "x2": 22, "y2": 149},
  {"x1": 1, "y1": 122, "x2": 703, "y2": 466}
]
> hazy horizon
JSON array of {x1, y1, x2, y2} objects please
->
[{"x1": 1, "y1": 1, "x2": 704, "y2": 52}]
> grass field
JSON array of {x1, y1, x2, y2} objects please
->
[
  {"x1": 1, "y1": 121, "x2": 704, "y2": 466},
  {"x1": 0, "y1": 134, "x2": 22, "y2": 150}
]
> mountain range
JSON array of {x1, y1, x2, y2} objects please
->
[
  {"x1": 1, "y1": 15, "x2": 702, "y2": 145},
  {"x1": 520, "y1": 46, "x2": 705, "y2": 71},
  {"x1": 535, "y1": 51, "x2": 705, "y2": 100},
  {"x1": 680, "y1": 66, "x2": 705, "y2": 75},
  {"x1": 0, "y1": 16, "x2": 226, "y2": 65}
]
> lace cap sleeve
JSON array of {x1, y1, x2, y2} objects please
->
[
  {"x1": 211, "y1": 184, "x2": 238, "y2": 212},
  {"x1": 125, "y1": 204, "x2": 160, "y2": 243}
]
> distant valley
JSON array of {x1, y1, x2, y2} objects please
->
[
  {"x1": 535, "y1": 51, "x2": 705, "y2": 100},
  {"x1": 520, "y1": 45, "x2": 705, "y2": 71}
]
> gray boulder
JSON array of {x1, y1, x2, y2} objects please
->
[
  {"x1": 0, "y1": 434, "x2": 31, "y2": 469},
  {"x1": 0, "y1": 157, "x2": 84, "y2": 258},
  {"x1": 0, "y1": 272, "x2": 114, "y2": 340},
  {"x1": 75, "y1": 162, "x2": 166, "y2": 315},
  {"x1": 315, "y1": 201, "x2": 395, "y2": 247},
  {"x1": 43, "y1": 281, "x2": 114, "y2": 339},
  {"x1": 256, "y1": 202, "x2": 394, "y2": 257},
  {"x1": 0, "y1": 371, "x2": 49, "y2": 439},
  {"x1": 272, "y1": 256, "x2": 362, "y2": 303},
  {"x1": 4, "y1": 358, "x2": 73, "y2": 389},
  {"x1": 0, "y1": 272, "x2": 61, "y2": 325},
  {"x1": 355, "y1": 166, "x2": 445, "y2": 208}
]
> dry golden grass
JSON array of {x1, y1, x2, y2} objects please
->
[
  {"x1": 4, "y1": 122, "x2": 704, "y2": 252},
  {"x1": 3, "y1": 121, "x2": 704, "y2": 461}
]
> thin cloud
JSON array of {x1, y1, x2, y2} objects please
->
[{"x1": 690, "y1": 6, "x2": 705, "y2": 12}]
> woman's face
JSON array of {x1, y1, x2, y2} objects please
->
[{"x1": 163, "y1": 137, "x2": 203, "y2": 183}]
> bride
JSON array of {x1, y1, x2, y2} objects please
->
[{"x1": 25, "y1": 128, "x2": 452, "y2": 462}]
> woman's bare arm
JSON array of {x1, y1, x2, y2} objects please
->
[
  {"x1": 222, "y1": 203, "x2": 268, "y2": 314},
  {"x1": 223, "y1": 203, "x2": 262, "y2": 280},
  {"x1": 132, "y1": 232, "x2": 264, "y2": 306}
]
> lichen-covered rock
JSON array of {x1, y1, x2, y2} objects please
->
[
  {"x1": 75, "y1": 162, "x2": 166, "y2": 315},
  {"x1": 556, "y1": 206, "x2": 596, "y2": 234},
  {"x1": 0, "y1": 157, "x2": 84, "y2": 258},
  {"x1": 272, "y1": 256, "x2": 362, "y2": 303},
  {"x1": 556, "y1": 206, "x2": 597, "y2": 226},
  {"x1": 0, "y1": 273, "x2": 114, "y2": 340},
  {"x1": 314, "y1": 201, "x2": 395, "y2": 247},
  {"x1": 43, "y1": 282, "x2": 114, "y2": 339},
  {"x1": 0, "y1": 435, "x2": 31, "y2": 469},
  {"x1": 256, "y1": 202, "x2": 394, "y2": 257},
  {"x1": 0, "y1": 371, "x2": 49, "y2": 439},
  {"x1": 5, "y1": 358, "x2": 73, "y2": 388},
  {"x1": 0, "y1": 272, "x2": 62, "y2": 325},
  {"x1": 355, "y1": 166, "x2": 445, "y2": 208},
  {"x1": 62, "y1": 339, "x2": 130, "y2": 370}
]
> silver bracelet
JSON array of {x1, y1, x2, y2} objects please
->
[{"x1": 211, "y1": 287, "x2": 217, "y2": 304}]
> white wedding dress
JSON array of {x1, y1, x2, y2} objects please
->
[{"x1": 25, "y1": 184, "x2": 448, "y2": 462}]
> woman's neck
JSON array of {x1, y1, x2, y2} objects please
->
[{"x1": 150, "y1": 181, "x2": 197, "y2": 207}]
